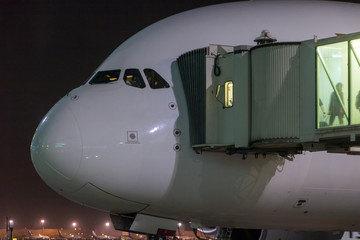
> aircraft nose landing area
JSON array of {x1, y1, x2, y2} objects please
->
[{"x1": 31, "y1": 100, "x2": 83, "y2": 192}]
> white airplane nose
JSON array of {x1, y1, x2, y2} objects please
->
[{"x1": 31, "y1": 100, "x2": 83, "y2": 192}]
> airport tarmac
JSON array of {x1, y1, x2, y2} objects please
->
[
  {"x1": 0, "y1": 229, "x2": 86, "y2": 240},
  {"x1": 2, "y1": 228, "x2": 360, "y2": 240},
  {"x1": 0, "y1": 229, "x2": 137, "y2": 240},
  {"x1": 0, "y1": 228, "x2": 196, "y2": 240}
]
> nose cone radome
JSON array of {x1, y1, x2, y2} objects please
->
[{"x1": 31, "y1": 101, "x2": 83, "y2": 192}]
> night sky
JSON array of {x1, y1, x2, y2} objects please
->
[
  {"x1": 1, "y1": 0, "x2": 241, "y2": 230},
  {"x1": 0, "y1": 0, "x2": 357, "y2": 231}
]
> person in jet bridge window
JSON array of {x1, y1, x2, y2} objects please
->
[{"x1": 328, "y1": 82, "x2": 344, "y2": 125}]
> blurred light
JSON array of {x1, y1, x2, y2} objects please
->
[
  {"x1": 350, "y1": 146, "x2": 360, "y2": 152},
  {"x1": 72, "y1": 222, "x2": 77, "y2": 227},
  {"x1": 9, "y1": 219, "x2": 14, "y2": 228},
  {"x1": 41, "y1": 219, "x2": 45, "y2": 224},
  {"x1": 149, "y1": 127, "x2": 159, "y2": 134},
  {"x1": 105, "y1": 222, "x2": 110, "y2": 227},
  {"x1": 178, "y1": 222, "x2": 182, "y2": 227}
]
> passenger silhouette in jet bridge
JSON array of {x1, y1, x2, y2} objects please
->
[
  {"x1": 356, "y1": 90, "x2": 360, "y2": 111},
  {"x1": 318, "y1": 98, "x2": 327, "y2": 127},
  {"x1": 328, "y1": 82, "x2": 344, "y2": 125}
]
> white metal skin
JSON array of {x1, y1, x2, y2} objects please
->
[{"x1": 31, "y1": 1, "x2": 360, "y2": 232}]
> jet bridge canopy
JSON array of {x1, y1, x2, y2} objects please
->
[{"x1": 177, "y1": 32, "x2": 360, "y2": 155}]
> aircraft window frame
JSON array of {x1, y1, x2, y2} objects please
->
[
  {"x1": 89, "y1": 70, "x2": 121, "y2": 85},
  {"x1": 123, "y1": 69, "x2": 146, "y2": 89},
  {"x1": 143, "y1": 69, "x2": 170, "y2": 89}
]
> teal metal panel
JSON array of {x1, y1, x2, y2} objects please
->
[{"x1": 251, "y1": 43, "x2": 300, "y2": 142}]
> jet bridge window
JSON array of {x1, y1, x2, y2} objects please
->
[
  {"x1": 144, "y1": 69, "x2": 170, "y2": 89},
  {"x1": 317, "y1": 39, "x2": 360, "y2": 128},
  {"x1": 317, "y1": 42, "x2": 348, "y2": 128},
  {"x1": 215, "y1": 80, "x2": 233, "y2": 108},
  {"x1": 123, "y1": 69, "x2": 146, "y2": 88},
  {"x1": 350, "y1": 39, "x2": 360, "y2": 125},
  {"x1": 225, "y1": 81, "x2": 233, "y2": 107},
  {"x1": 89, "y1": 70, "x2": 120, "y2": 84}
]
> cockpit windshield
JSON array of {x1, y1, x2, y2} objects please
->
[
  {"x1": 89, "y1": 70, "x2": 120, "y2": 84},
  {"x1": 89, "y1": 68, "x2": 169, "y2": 90},
  {"x1": 123, "y1": 69, "x2": 146, "y2": 88},
  {"x1": 144, "y1": 69, "x2": 170, "y2": 89}
]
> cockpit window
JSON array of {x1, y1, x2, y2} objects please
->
[
  {"x1": 123, "y1": 69, "x2": 146, "y2": 88},
  {"x1": 89, "y1": 70, "x2": 120, "y2": 84},
  {"x1": 144, "y1": 69, "x2": 170, "y2": 89}
]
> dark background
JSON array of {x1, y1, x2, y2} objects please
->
[
  {"x1": 0, "y1": 0, "x2": 357, "y2": 231},
  {"x1": 0, "y1": 0, "x2": 239, "y2": 230}
]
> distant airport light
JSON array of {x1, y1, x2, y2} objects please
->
[
  {"x1": 72, "y1": 222, "x2": 77, "y2": 228},
  {"x1": 9, "y1": 219, "x2": 14, "y2": 228},
  {"x1": 9, "y1": 219, "x2": 14, "y2": 240},
  {"x1": 105, "y1": 222, "x2": 110, "y2": 227},
  {"x1": 177, "y1": 222, "x2": 182, "y2": 237},
  {"x1": 40, "y1": 219, "x2": 45, "y2": 233}
]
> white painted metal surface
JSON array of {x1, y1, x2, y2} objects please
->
[{"x1": 31, "y1": 0, "x2": 360, "y2": 233}]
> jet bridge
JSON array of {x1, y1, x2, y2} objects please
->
[{"x1": 177, "y1": 32, "x2": 360, "y2": 155}]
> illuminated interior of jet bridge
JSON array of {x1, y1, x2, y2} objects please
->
[{"x1": 177, "y1": 32, "x2": 360, "y2": 156}]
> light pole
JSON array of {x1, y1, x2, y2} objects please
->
[
  {"x1": 72, "y1": 222, "x2": 77, "y2": 230},
  {"x1": 105, "y1": 222, "x2": 110, "y2": 235},
  {"x1": 177, "y1": 222, "x2": 182, "y2": 238},
  {"x1": 9, "y1": 219, "x2": 14, "y2": 240},
  {"x1": 40, "y1": 219, "x2": 45, "y2": 234}
]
